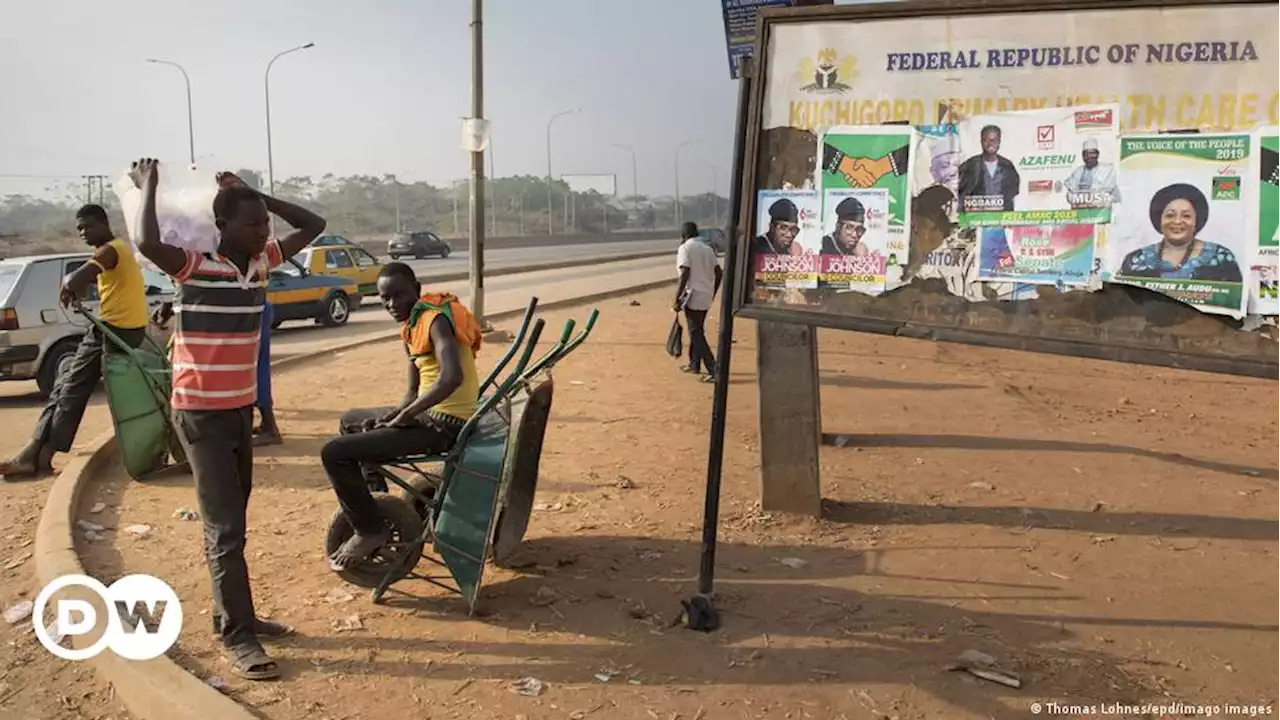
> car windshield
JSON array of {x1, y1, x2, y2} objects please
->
[
  {"x1": 0, "y1": 265, "x2": 20, "y2": 304},
  {"x1": 274, "y1": 261, "x2": 304, "y2": 278},
  {"x1": 392, "y1": 234, "x2": 413, "y2": 243}
]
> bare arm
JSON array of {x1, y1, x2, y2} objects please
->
[
  {"x1": 401, "y1": 350, "x2": 421, "y2": 408},
  {"x1": 391, "y1": 316, "x2": 463, "y2": 423},
  {"x1": 132, "y1": 159, "x2": 189, "y2": 277},
  {"x1": 62, "y1": 243, "x2": 118, "y2": 300},
  {"x1": 674, "y1": 267, "x2": 690, "y2": 310},
  {"x1": 261, "y1": 193, "x2": 326, "y2": 258},
  {"x1": 713, "y1": 265, "x2": 723, "y2": 298}
]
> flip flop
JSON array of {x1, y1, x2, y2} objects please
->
[
  {"x1": 678, "y1": 365, "x2": 700, "y2": 374},
  {"x1": 328, "y1": 530, "x2": 389, "y2": 572},
  {"x1": 224, "y1": 644, "x2": 280, "y2": 681}
]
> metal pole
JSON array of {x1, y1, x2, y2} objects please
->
[
  {"x1": 612, "y1": 144, "x2": 639, "y2": 228},
  {"x1": 145, "y1": 59, "x2": 195, "y2": 166},
  {"x1": 393, "y1": 175, "x2": 401, "y2": 232},
  {"x1": 675, "y1": 139, "x2": 699, "y2": 229},
  {"x1": 545, "y1": 108, "x2": 578, "y2": 236},
  {"x1": 468, "y1": 0, "x2": 486, "y2": 323},
  {"x1": 694, "y1": 66, "x2": 754, "y2": 604},
  {"x1": 264, "y1": 42, "x2": 315, "y2": 236}
]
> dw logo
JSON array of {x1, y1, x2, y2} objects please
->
[{"x1": 33, "y1": 574, "x2": 183, "y2": 661}]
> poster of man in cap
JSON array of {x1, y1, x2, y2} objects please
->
[
  {"x1": 753, "y1": 189, "x2": 820, "y2": 290},
  {"x1": 956, "y1": 104, "x2": 1120, "y2": 227},
  {"x1": 815, "y1": 125, "x2": 914, "y2": 292},
  {"x1": 1109, "y1": 133, "x2": 1255, "y2": 319},
  {"x1": 818, "y1": 190, "x2": 890, "y2": 294}
]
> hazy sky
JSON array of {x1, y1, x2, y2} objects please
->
[{"x1": 0, "y1": 0, "x2": 758, "y2": 199}]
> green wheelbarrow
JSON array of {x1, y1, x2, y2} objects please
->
[
  {"x1": 323, "y1": 297, "x2": 599, "y2": 612},
  {"x1": 75, "y1": 303, "x2": 188, "y2": 480}
]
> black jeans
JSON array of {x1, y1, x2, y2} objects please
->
[
  {"x1": 174, "y1": 406, "x2": 259, "y2": 650},
  {"x1": 321, "y1": 407, "x2": 462, "y2": 536},
  {"x1": 34, "y1": 322, "x2": 146, "y2": 452},
  {"x1": 684, "y1": 308, "x2": 716, "y2": 375}
]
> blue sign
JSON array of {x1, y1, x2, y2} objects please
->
[{"x1": 720, "y1": 0, "x2": 793, "y2": 79}]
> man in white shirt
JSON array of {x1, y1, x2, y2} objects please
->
[
  {"x1": 1063, "y1": 137, "x2": 1120, "y2": 207},
  {"x1": 673, "y1": 222, "x2": 722, "y2": 382}
]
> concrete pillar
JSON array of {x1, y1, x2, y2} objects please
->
[{"x1": 754, "y1": 321, "x2": 822, "y2": 516}]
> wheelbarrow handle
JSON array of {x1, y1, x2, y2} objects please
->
[
  {"x1": 479, "y1": 296, "x2": 539, "y2": 395},
  {"x1": 563, "y1": 308, "x2": 599, "y2": 353},
  {"x1": 522, "y1": 318, "x2": 576, "y2": 380}
]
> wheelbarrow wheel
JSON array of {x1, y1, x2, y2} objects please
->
[
  {"x1": 396, "y1": 471, "x2": 442, "y2": 518},
  {"x1": 324, "y1": 493, "x2": 424, "y2": 589}
]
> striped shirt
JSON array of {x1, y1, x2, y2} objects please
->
[{"x1": 169, "y1": 240, "x2": 285, "y2": 411}]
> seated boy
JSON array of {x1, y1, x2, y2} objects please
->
[{"x1": 323, "y1": 262, "x2": 482, "y2": 571}]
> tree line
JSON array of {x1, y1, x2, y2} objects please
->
[{"x1": 0, "y1": 170, "x2": 728, "y2": 256}]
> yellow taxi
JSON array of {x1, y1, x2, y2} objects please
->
[{"x1": 296, "y1": 235, "x2": 384, "y2": 295}]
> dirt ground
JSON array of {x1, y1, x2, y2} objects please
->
[
  {"x1": 63, "y1": 285, "x2": 1280, "y2": 720},
  {"x1": 0, "y1": 386, "x2": 134, "y2": 718}
]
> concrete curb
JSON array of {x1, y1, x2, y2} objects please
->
[
  {"x1": 414, "y1": 248, "x2": 670, "y2": 283},
  {"x1": 33, "y1": 276, "x2": 677, "y2": 720}
]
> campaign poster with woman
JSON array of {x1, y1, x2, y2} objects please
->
[{"x1": 1110, "y1": 134, "x2": 1255, "y2": 318}]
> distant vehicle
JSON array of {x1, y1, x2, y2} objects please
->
[
  {"x1": 698, "y1": 227, "x2": 728, "y2": 255},
  {"x1": 267, "y1": 257, "x2": 362, "y2": 328},
  {"x1": 0, "y1": 252, "x2": 174, "y2": 397},
  {"x1": 388, "y1": 231, "x2": 451, "y2": 260},
  {"x1": 293, "y1": 244, "x2": 382, "y2": 296}
]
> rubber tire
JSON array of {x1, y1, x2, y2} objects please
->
[
  {"x1": 324, "y1": 493, "x2": 424, "y2": 589},
  {"x1": 319, "y1": 292, "x2": 351, "y2": 327},
  {"x1": 389, "y1": 254, "x2": 401, "y2": 260},
  {"x1": 439, "y1": 248, "x2": 450, "y2": 259},
  {"x1": 396, "y1": 471, "x2": 443, "y2": 518},
  {"x1": 413, "y1": 252, "x2": 425, "y2": 260},
  {"x1": 36, "y1": 338, "x2": 79, "y2": 399}
]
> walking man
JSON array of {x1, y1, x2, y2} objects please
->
[
  {"x1": 673, "y1": 222, "x2": 722, "y2": 382},
  {"x1": 130, "y1": 157, "x2": 326, "y2": 681},
  {"x1": 1, "y1": 205, "x2": 149, "y2": 479}
]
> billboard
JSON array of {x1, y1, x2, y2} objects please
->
[{"x1": 735, "y1": 0, "x2": 1279, "y2": 377}]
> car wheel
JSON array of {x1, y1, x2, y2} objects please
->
[
  {"x1": 389, "y1": 253, "x2": 401, "y2": 260},
  {"x1": 320, "y1": 292, "x2": 351, "y2": 327},
  {"x1": 413, "y1": 252, "x2": 425, "y2": 260},
  {"x1": 37, "y1": 339, "x2": 80, "y2": 399},
  {"x1": 440, "y1": 247, "x2": 451, "y2": 258}
]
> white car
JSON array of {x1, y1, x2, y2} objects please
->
[{"x1": 0, "y1": 253, "x2": 175, "y2": 397}]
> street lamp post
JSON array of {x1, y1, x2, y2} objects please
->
[
  {"x1": 675, "y1": 139, "x2": 700, "y2": 229},
  {"x1": 545, "y1": 108, "x2": 579, "y2": 236},
  {"x1": 145, "y1": 59, "x2": 195, "y2": 167},
  {"x1": 264, "y1": 42, "x2": 315, "y2": 200},
  {"x1": 612, "y1": 143, "x2": 639, "y2": 228}
]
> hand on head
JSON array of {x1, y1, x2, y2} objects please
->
[{"x1": 215, "y1": 171, "x2": 250, "y2": 190}]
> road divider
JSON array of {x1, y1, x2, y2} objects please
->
[{"x1": 413, "y1": 248, "x2": 671, "y2": 283}]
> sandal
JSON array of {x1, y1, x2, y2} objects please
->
[
  {"x1": 224, "y1": 644, "x2": 281, "y2": 681},
  {"x1": 328, "y1": 529, "x2": 389, "y2": 572},
  {"x1": 212, "y1": 616, "x2": 294, "y2": 641},
  {"x1": 679, "y1": 365, "x2": 700, "y2": 374}
]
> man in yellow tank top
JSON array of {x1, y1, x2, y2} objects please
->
[
  {"x1": 321, "y1": 262, "x2": 481, "y2": 571},
  {"x1": 0, "y1": 205, "x2": 149, "y2": 479}
]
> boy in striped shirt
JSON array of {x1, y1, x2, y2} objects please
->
[{"x1": 130, "y1": 158, "x2": 326, "y2": 681}]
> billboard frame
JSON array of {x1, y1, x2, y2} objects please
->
[{"x1": 729, "y1": 0, "x2": 1278, "y2": 379}]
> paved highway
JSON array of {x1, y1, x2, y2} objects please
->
[
  {"x1": 388, "y1": 237, "x2": 676, "y2": 280},
  {"x1": 271, "y1": 253, "x2": 674, "y2": 359},
  {"x1": 0, "y1": 253, "x2": 676, "y2": 403}
]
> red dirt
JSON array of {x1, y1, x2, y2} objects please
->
[{"x1": 69, "y1": 286, "x2": 1279, "y2": 720}]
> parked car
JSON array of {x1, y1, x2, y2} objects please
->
[
  {"x1": 0, "y1": 252, "x2": 175, "y2": 397},
  {"x1": 268, "y1": 257, "x2": 362, "y2": 328},
  {"x1": 388, "y1": 231, "x2": 451, "y2": 260},
  {"x1": 698, "y1": 227, "x2": 728, "y2": 256},
  {"x1": 292, "y1": 244, "x2": 383, "y2": 296}
]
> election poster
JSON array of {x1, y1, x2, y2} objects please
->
[
  {"x1": 976, "y1": 224, "x2": 1098, "y2": 286},
  {"x1": 817, "y1": 188, "x2": 890, "y2": 293},
  {"x1": 955, "y1": 104, "x2": 1121, "y2": 227},
  {"x1": 816, "y1": 125, "x2": 913, "y2": 291},
  {"x1": 1111, "y1": 134, "x2": 1255, "y2": 318},
  {"x1": 1259, "y1": 128, "x2": 1280, "y2": 260},
  {"x1": 753, "y1": 189, "x2": 821, "y2": 289}
]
